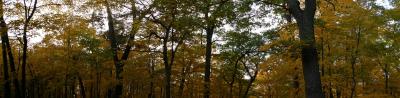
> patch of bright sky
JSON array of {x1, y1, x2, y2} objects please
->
[{"x1": 376, "y1": 0, "x2": 394, "y2": 9}]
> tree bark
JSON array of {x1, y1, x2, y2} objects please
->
[
  {"x1": 21, "y1": 1, "x2": 38, "y2": 97},
  {"x1": 0, "y1": 1, "x2": 11, "y2": 96},
  {"x1": 202, "y1": 0, "x2": 229, "y2": 97},
  {"x1": 104, "y1": 1, "x2": 123, "y2": 97},
  {"x1": 287, "y1": 0, "x2": 324, "y2": 97},
  {"x1": 204, "y1": 27, "x2": 213, "y2": 98},
  {"x1": 104, "y1": 1, "x2": 141, "y2": 97},
  {"x1": 0, "y1": 2, "x2": 21, "y2": 97},
  {"x1": 162, "y1": 27, "x2": 171, "y2": 98}
]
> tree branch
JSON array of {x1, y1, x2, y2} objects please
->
[{"x1": 287, "y1": 0, "x2": 303, "y2": 21}]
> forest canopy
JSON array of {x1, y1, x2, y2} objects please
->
[{"x1": 0, "y1": 0, "x2": 400, "y2": 98}]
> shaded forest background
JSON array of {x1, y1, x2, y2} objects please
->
[{"x1": 0, "y1": 0, "x2": 400, "y2": 98}]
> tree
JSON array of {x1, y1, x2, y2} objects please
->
[
  {"x1": 287, "y1": 0, "x2": 324, "y2": 97},
  {"x1": 21, "y1": 0, "x2": 38, "y2": 97},
  {"x1": 0, "y1": 0, "x2": 11, "y2": 97},
  {"x1": 192, "y1": 0, "x2": 235, "y2": 97},
  {"x1": 103, "y1": 0, "x2": 149, "y2": 97},
  {"x1": 1, "y1": 0, "x2": 400, "y2": 97},
  {"x1": 0, "y1": 0, "x2": 21, "y2": 97},
  {"x1": 219, "y1": 31, "x2": 266, "y2": 97}
]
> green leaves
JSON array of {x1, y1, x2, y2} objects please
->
[{"x1": 384, "y1": 8, "x2": 400, "y2": 20}]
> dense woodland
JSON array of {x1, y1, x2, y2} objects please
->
[{"x1": 0, "y1": 0, "x2": 400, "y2": 98}]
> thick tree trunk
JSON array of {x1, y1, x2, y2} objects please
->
[
  {"x1": 104, "y1": 1, "x2": 123, "y2": 97},
  {"x1": 162, "y1": 29, "x2": 171, "y2": 98},
  {"x1": 163, "y1": 28, "x2": 182, "y2": 98},
  {"x1": 104, "y1": 1, "x2": 139, "y2": 97},
  {"x1": 0, "y1": 2, "x2": 11, "y2": 97},
  {"x1": 22, "y1": 22, "x2": 28, "y2": 98},
  {"x1": 1, "y1": 7, "x2": 21, "y2": 98},
  {"x1": 204, "y1": 27, "x2": 213, "y2": 98},
  {"x1": 288, "y1": 0, "x2": 324, "y2": 98},
  {"x1": 1, "y1": 6, "x2": 11, "y2": 97}
]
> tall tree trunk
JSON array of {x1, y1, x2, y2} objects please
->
[
  {"x1": 0, "y1": 3, "x2": 21, "y2": 97},
  {"x1": 202, "y1": 0, "x2": 230, "y2": 97},
  {"x1": 104, "y1": 1, "x2": 123, "y2": 97},
  {"x1": 21, "y1": 1, "x2": 38, "y2": 98},
  {"x1": 0, "y1": 3, "x2": 11, "y2": 96},
  {"x1": 163, "y1": 28, "x2": 182, "y2": 98},
  {"x1": 161, "y1": 27, "x2": 173, "y2": 98},
  {"x1": 287, "y1": 0, "x2": 324, "y2": 97},
  {"x1": 104, "y1": 0, "x2": 139, "y2": 97},
  {"x1": 204, "y1": 27, "x2": 213, "y2": 98}
]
